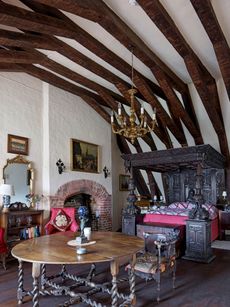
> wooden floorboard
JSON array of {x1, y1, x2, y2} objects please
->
[{"x1": 0, "y1": 248, "x2": 230, "y2": 306}]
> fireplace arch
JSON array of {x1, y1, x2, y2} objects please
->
[{"x1": 50, "y1": 180, "x2": 112, "y2": 231}]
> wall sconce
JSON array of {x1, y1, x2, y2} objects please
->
[
  {"x1": 103, "y1": 166, "x2": 110, "y2": 178},
  {"x1": 56, "y1": 159, "x2": 65, "y2": 174}
]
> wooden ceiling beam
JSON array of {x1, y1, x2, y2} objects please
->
[
  {"x1": 40, "y1": 57, "x2": 128, "y2": 107},
  {"x1": 19, "y1": 64, "x2": 106, "y2": 106},
  {"x1": 138, "y1": 0, "x2": 213, "y2": 83},
  {"x1": 190, "y1": 0, "x2": 230, "y2": 100},
  {"x1": 0, "y1": 1, "x2": 80, "y2": 39},
  {"x1": 48, "y1": 0, "x2": 201, "y2": 144},
  {"x1": 18, "y1": 0, "x2": 169, "y2": 148},
  {"x1": 98, "y1": 89, "x2": 157, "y2": 151},
  {"x1": 0, "y1": 49, "x2": 47, "y2": 64},
  {"x1": 185, "y1": 54, "x2": 229, "y2": 159},
  {"x1": 150, "y1": 65, "x2": 203, "y2": 144},
  {"x1": 116, "y1": 135, "x2": 151, "y2": 196},
  {"x1": 15, "y1": 1, "x2": 177, "y2": 147},
  {"x1": 33, "y1": 0, "x2": 187, "y2": 93},
  {"x1": 19, "y1": 0, "x2": 167, "y2": 101},
  {"x1": 0, "y1": 29, "x2": 55, "y2": 50},
  {"x1": 138, "y1": 0, "x2": 228, "y2": 158},
  {"x1": 115, "y1": 82, "x2": 169, "y2": 147},
  {"x1": 134, "y1": 74, "x2": 188, "y2": 146},
  {"x1": 0, "y1": 63, "x2": 24, "y2": 71}
]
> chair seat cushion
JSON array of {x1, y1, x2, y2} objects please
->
[
  {"x1": 134, "y1": 253, "x2": 167, "y2": 274},
  {"x1": 51, "y1": 209, "x2": 72, "y2": 232}
]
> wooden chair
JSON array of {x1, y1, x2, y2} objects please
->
[
  {"x1": 0, "y1": 227, "x2": 7, "y2": 270},
  {"x1": 132, "y1": 230, "x2": 179, "y2": 303}
]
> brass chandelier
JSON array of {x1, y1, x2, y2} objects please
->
[{"x1": 110, "y1": 50, "x2": 157, "y2": 144}]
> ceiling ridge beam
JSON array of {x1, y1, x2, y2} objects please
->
[{"x1": 190, "y1": 0, "x2": 230, "y2": 100}]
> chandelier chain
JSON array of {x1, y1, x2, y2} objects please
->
[{"x1": 110, "y1": 47, "x2": 157, "y2": 144}]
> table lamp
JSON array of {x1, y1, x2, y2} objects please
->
[
  {"x1": 0, "y1": 184, "x2": 15, "y2": 210},
  {"x1": 222, "y1": 191, "x2": 227, "y2": 201}
]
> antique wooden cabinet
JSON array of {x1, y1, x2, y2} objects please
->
[{"x1": 183, "y1": 219, "x2": 215, "y2": 263}]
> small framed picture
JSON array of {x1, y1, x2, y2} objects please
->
[
  {"x1": 7, "y1": 134, "x2": 29, "y2": 156},
  {"x1": 119, "y1": 174, "x2": 130, "y2": 191},
  {"x1": 71, "y1": 139, "x2": 99, "y2": 173}
]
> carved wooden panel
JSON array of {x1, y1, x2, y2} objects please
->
[{"x1": 162, "y1": 168, "x2": 225, "y2": 204}]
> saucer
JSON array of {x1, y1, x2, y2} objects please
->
[{"x1": 67, "y1": 240, "x2": 96, "y2": 247}]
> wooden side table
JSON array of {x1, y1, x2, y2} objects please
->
[{"x1": 219, "y1": 210, "x2": 230, "y2": 240}]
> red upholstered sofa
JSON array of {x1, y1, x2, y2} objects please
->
[{"x1": 142, "y1": 202, "x2": 219, "y2": 242}]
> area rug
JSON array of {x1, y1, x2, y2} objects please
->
[{"x1": 211, "y1": 240, "x2": 230, "y2": 250}]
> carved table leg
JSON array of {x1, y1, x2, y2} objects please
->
[
  {"x1": 32, "y1": 263, "x2": 41, "y2": 307},
  {"x1": 17, "y1": 260, "x2": 24, "y2": 305},
  {"x1": 41, "y1": 264, "x2": 46, "y2": 290},
  {"x1": 129, "y1": 254, "x2": 136, "y2": 306},
  {"x1": 110, "y1": 260, "x2": 119, "y2": 307}
]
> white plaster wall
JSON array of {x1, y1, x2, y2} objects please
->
[
  {"x1": 0, "y1": 73, "x2": 43, "y2": 200},
  {"x1": 47, "y1": 85, "x2": 113, "y2": 196},
  {"x1": 111, "y1": 133, "x2": 129, "y2": 231}
]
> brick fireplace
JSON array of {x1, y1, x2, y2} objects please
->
[{"x1": 50, "y1": 180, "x2": 112, "y2": 231}]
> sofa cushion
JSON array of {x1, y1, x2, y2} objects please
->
[{"x1": 51, "y1": 209, "x2": 72, "y2": 232}]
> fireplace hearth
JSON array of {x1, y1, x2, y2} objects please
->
[{"x1": 50, "y1": 180, "x2": 112, "y2": 231}]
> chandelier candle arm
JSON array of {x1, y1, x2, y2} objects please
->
[{"x1": 110, "y1": 48, "x2": 157, "y2": 144}]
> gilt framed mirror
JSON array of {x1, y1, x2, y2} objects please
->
[{"x1": 3, "y1": 155, "x2": 34, "y2": 206}]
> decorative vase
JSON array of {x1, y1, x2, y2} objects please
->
[{"x1": 77, "y1": 205, "x2": 89, "y2": 242}]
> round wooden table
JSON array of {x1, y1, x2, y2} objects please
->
[{"x1": 12, "y1": 231, "x2": 144, "y2": 307}]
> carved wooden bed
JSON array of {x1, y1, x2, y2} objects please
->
[{"x1": 122, "y1": 144, "x2": 226, "y2": 242}]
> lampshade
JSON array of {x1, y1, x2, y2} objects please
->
[
  {"x1": 222, "y1": 191, "x2": 227, "y2": 197},
  {"x1": 0, "y1": 184, "x2": 15, "y2": 196}
]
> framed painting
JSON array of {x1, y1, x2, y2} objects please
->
[
  {"x1": 119, "y1": 174, "x2": 130, "y2": 191},
  {"x1": 7, "y1": 134, "x2": 29, "y2": 156},
  {"x1": 71, "y1": 139, "x2": 99, "y2": 173}
]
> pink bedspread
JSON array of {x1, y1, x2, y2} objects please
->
[{"x1": 143, "y1": 214, "x2": 219, "y2": 241}]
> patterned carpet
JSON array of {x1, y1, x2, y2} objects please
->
[{"x1": 211, "y1": 240, "x2": 230, "y2": 250}]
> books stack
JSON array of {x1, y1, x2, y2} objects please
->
[{"x1": 19, "y1": 225, "x2": 41, "y2": 240}]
